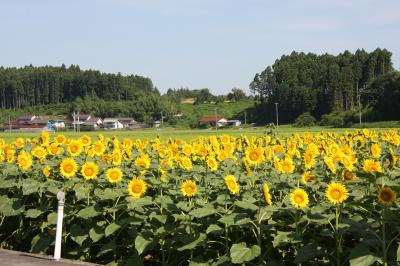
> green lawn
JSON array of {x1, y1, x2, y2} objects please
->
[{"x1": 0, "y1": 124, "x2": 398, "y2": 143}]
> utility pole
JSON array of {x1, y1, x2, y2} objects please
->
[
  {"x1": 8, "y1": 115, "x2": 11, "y2": 134},
  {"x1": 244, "y1": 109, "x2": 247, "y2": 125},
  {"x1": 160, "y1": 112, "x2": 164, "y2": 128},
  {"x1": 77, "y1": 112, "x2": 80, "y2": 132},
  {"x1": 357, "y1": 85, "x2": 364, "y2": 126},
  {"x1": 73, "y1": 112, "x2": 76, "y2": 132},
  {"x1": 274, "y1": 103, "x2": 279, "y2": 128},
  {"x1": 214, "y1": 107, "x2": 218, "y2": 130}
]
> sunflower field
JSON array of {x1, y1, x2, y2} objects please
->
[{"x1": 0, "y1": 129, "x2": 399, "y2": 265}]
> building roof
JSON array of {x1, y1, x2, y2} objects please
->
[
  {"x1": 76, "y1": 114, "x2": 91, "y2": 120},
  {"x1": 103, "y1": 118, "x2": 120, "y2": 123},
  {"x1": 86, "y1": 117, "x2": 102, "y2": 123},
  {"x1": 118, "y1": 117, "x2": 135, "y2": 122},
  {"x1": 30, "y1": 119, "x2": 49, "y2": 124},
  {"x1": 198, "y1": 117, "x2": 226, "y2": 123},
  {"x1": 17, "y1": 115, "x2": 36, "y2": 120}
]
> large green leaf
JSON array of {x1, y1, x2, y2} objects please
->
[
  {"x1": 177, "y1": 233, "x2": 206, "y2": 251},
  {"x1": 70, "y1": 224, "x2": 88, "y2": 246},
  {"x1": 349, "y1": 243, "x2": 378, "y2": 266},
  {"x1": 31, "y1": 233, "x2": 53, "y2": 253},
  {"x1": 189, "y1": 206, "x2": 216, "y2": 218},
  {"x1": 25, "y1": 208, "x2": 44, "y2": 218},
  {"x1": 230, "y1": 242, "x2": 260, "y2": 264},
  {"x1": 76, "y1": 205, "x2": 101, "y2": 219},
  {"x1": 0, "y1": 196, "x2": 24, "y2": 216},
  {"x1": 235, "y1": 200, "x2": 258, "y2": 211},
  {"x1": 22, "y1": 179, "x2": 39, "y2": 195},
  {"x1": 105, "y1": 222, "x2": 121, "y2": 237},
  {"x1": 135, "y1": 233, "x2": 153, "y2": 255}
]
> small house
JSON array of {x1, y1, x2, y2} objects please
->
[
  {"x1": 198, "y1": 117, "x2": 227, "y2": 128},
  {"x1": 227, "y1": 120, "x2": 242, "y2": 127},
  {"x1": 17, "y1": 115, "x2": 38, "y2": 125},
  {"x1": 83, "y1": 117, "x2": 103, "y2": 129},
  {"x1": 103, "y1": 118, "x2": 123, "y2": 130},
  {"x1": 118, "y1": 118, "x2": 136, "y2": 129}
]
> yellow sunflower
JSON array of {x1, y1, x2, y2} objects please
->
[
  {"x1": 67, "y1": 140, "x2": 83, "y2": 157},
  {"x1": 342, "y1": 170, "x2": 357, "y2": 181},
  {"x1": 43, "y1": 166, "x2": 51, "y2": 177},
  {"x1": 363, "y1": 159, "x2": 382, "y2": 173},
  {"x1": 207, "y1": 156, "x2": 218, "y2": 171},
  {"x1": 301, "y1": 172, "x2": 316, "y2": 184},
  {"x1": 135, "y1": 154, "x2": 151, "y2": 169},
  {"x1": 180, "y1": 157, "x2": 193, "y2": 170},
  {"x1": 224, "y1": 175, "x2": 240, "y2": 195},
  {"x1": 262, "y1": 183, "x2": 272, "y2": 206},
  {"x1": 81, "y1": 161, "x2": 99, "y2": 180},
  {"x1": 324, "y1": 156, "x2": 336, "y2": 174},
  {"x1": 182, "y1": 144, "x2": 193, "y2": 156},
  {"x1": 14, "y1": 138, "x2": 25, "y2": 149},
  {"x1": 106, "y1": 167, "x2": 123, "y2": 183},
  {"x1": 181, "y1": 180, "x2": 197, "y2": 197},
  {"x1": 290, "y1": 188, "x2": 309, "y2": 208},
  {"x1": 54, "y1": 134, "x2": 66, "y2": 145},
  {"x1": 280, "y1": 156, "x2": 295, "y2": 174},
  {"x1": 370, "y1": 143, "x2": 381, "y2": 158},
  {"x1": 128, "y1": 178, "x2": 147, "y2": 199},
  {"x1": 245, "y1": 146, "x2": 264, "y2": 165},
  {"x1": 80, "y1": 135, "x2": 91, "y2": 147},
  {"x1": 60, "y1": 158, "x2": 78, "y2": 178},
  {"x1": 377, "y1": 187, "x2": 396, "y2": 206},
  {"x1": 92, "y1": 141, "x2": 106, "y2": 156},
  {"x1": 31, "y1": 146, "x2": 47, "y2": 159},
  {"x1": 17, "y1": 152, "x2": 33, "y2": 170},
  {"x1": 326, "y1": 182, "x2": 348, "y2": 205}
]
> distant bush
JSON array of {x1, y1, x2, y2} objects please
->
[{"x1": 294, "y1": 112, "x2": 316, "y2": 127}]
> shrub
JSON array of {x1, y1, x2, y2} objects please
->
[{"x1": 294, "y1": 112, "x2": 316, "y2": 127}]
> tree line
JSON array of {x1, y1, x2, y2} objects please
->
[
  {"x1": 0, "y1": 64, "x2": 158, "y2": 109},
  {"x1": 250, "y1": 48, "x2": 399, "y2": 124}
]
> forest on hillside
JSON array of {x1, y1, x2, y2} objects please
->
[
  {"x1": 0, "y1": 64, "x2": 158, "y2": 109},
  {"x1": 250, "y1": 48, "x2": 400, "y2": 124}
]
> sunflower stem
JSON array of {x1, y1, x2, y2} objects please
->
[
  {"x1": 381, "y1": 208, "x2": 387, "y2": 266},
  {"x1": 335, "y1": 206, "x2": 341, "y2": 266}
]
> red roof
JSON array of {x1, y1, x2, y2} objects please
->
[
  {"x1": 76, "y1": 114, "x2": 90, "y2": 120},
  {"x1": 17, "y1": 115, "x2": 36, "y2": 121},
  {"x1": 86, "y1": 117, "x2": 101, "y2": 123},
  {"x1": 198, "y1": 117, "x2": 226, "y2": 123}
]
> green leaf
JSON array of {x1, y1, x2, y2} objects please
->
[
  {"x1": 105, "y1": 223, "x2": 121, "y2": 237},
  {"x1": 25, "y1": 208, "x2": 44, "y2": 218},
  {"x1": 206, "y1": 224, "x2": 223, "y2": 234},
  {"x1": 47, "y1": 212, "x2": 57, "y2": 225},
  {"x1": 272, "y1": 231, "x2": 293, "y2": 248},
  {"x1": 31, "y1": 233, "x2": 53, "y2": 253},
  {"x1": 135, "y1": 234, "x2": 153, "y2": 255},
  {"x1": 349, "y1": 243, "x2": 378, "y2": 266},
  {"x1": 235, "y1": 200, "x2": 258, "y2": 211},
  {"x1": 230, "y1": 242, "x2": 260, "y2": 264},
  {"x1": 89, "y1": 227, "x2": 104, "y2": 243},
  {"x1": 70, "y1": 224, "x2": 88, "y2": 246},
  {"x1": 397, "y1": 244, "x2": 400, "y2": 262},
  {"x1": 189, "y1": 206, "x2": 216, "y2": 218},
  {"x1": 22, "y1": 179, "x2": 39, "y2": 195},
  {"x1": 294, "y1": 243, "x2": 321, "y2": 263},
  {"x1": 77, "y1": 205, "x2": 101, "y2": 219},
  {"x1": 0, "y1": 196, "x2": 24, "y2": 217},
  {"x1": 177, "y1": 233, "x2": 206, "y2": 251}
]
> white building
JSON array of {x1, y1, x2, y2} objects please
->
[{"x1": 103, "y1": 118, "x2": 123, "y2": 130}]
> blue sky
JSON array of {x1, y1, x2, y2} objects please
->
[{"x1": 1, "y1": 0, "x2": 399, "y2": 94}]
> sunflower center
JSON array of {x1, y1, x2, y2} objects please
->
[
  {"x1": 295, "y1": 195, "x2": 304, "y2": 203},
  {"x1": 85, "y1": 168, "x2": 94, "y2": 176},
  {"x1": 228, "y1": 180, "x2": 235, "y2": 189},
  {"x1": 110, "y1": 172, "x2": 118, "y2": 180},
  {"x1": 133, "y1": 185, "x2": 142, "y2": 193},
  {"x1": 331, "y1": 189, "x2": 341, "y2": 199},
  {"x1": 71, "y1": 146, "x2": 78, "y2": 153},
  {"x1": 249, "y1": 151, "x2": 258, "y2": 161},
  {"x1": 65, "y1": 164, "x2": 73, "y2": 173},
  {"x1": 381, "y1": 192, "x2": 390, "y2": 201}
]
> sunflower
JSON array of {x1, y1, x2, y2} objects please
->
[
  {"x1": 217, "y1": 150, "x2": 228, "y2": 161},
  {"x1": 182, "y1": 144, "x2": 193, "y2": 156},
  {"x1": 262, "y1": 183, "x2": 272, "y2": 206},
  {"x1": 342, "y1": 170, "x2": 357, "y2": 181},
  {"x1": 81, "y1": 161, "x2": 99, "y2": 180},
  {"x1": 370, "y1": 143, "x2": 381, "y2": 158},
  {"x1": 326, "y1": 182, "x2": 348, "y2": 205},
  {"x1": 43, "y1": 166, "x2": 51, "y2": 177},
  {"x1": 135, "y1": 154, "x2": 151, "y2": 169},
  {"x1": 60, "y1": 158, "x2": 78, "y2": 178},
  {"x1": 47, "y1": 143, "x2": 63, "y2": 156},
  {"x1": 224, "y1": 175, "x2": 240, "y2": 195},
  {"x1": 324, "y1": 156, "x2": 336, "y2": 174},
  {"x1": 106, "y1": 167, "x2": 123, "y2": 183},
  {"x1": 181, "y1": 180, "x2": 197, "y2": 197},
  {"x1": 54, "y1": 134, "x2": 66, "y2": 145},
  {"x1": 179, "y1": 157, "x2": 193, "y2": 170},
  {"x1": 290, "y1": 188, "x2": 309, "y2": 208},
  {"x1": 301, "y1": 172, "x2": 316, "y2": 184},
  {"x1": 14, "y1": 138, "x2": 25, "y2": 149},
  {"x1": 377, "y1": 187, "x2": 396, "y2": 205},
  {"x1": 128, "y1": 178, "x2": 147, "y2": 199},
  {"x1": 68, "y1": 140, "x2": 83, "y2": 157},
  {"x1": 31, "y1": 146, "x2": 47, "y2": 159},
  {"x1": 245, "y1": 146, "x2": 264, "y2": 165},
  {"x1": 112, "y1": 150, "x2": 122, "y2": 166},
  {"x1": 363, "y1": 159, "x2": 382, "y2": 173},
  {"x1": 280, "y1": 156, "x2": 295, "y2": 174},
  {"x1": 92, "y1": 141, "x2": 105, "y2": 156},
  {"x1": 207, "y1": 156, "x2": 218, "y2": 171},
  {"x1": 17, "y1": 152, "x2": 33, "y2": 170},
  {"x1": 80, "y1": 135, "x2": 91, "y2": 147},
  {"x1": 339, "y1": 154, "x2": 356, "y2": 171}
]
